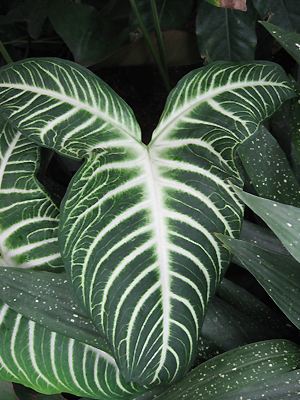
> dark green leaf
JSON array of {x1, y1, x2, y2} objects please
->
[
  {"x1": 130, "y1": 0, "x2": 194, "y2": 31},
  {"x1": 199, "y1": 278, "x2": 296, "y2": 359},
  {"x1": 196, "y1": 0, "x2": 257, "y2": 62},
  {"x1": 238, "y1": 126, "x2": 300, "y2": 206},
  {"x1": 235, "y1": 188, "x2": 300, "y2": 263},
  {"x1": 49, "y1": 0, "x2": 127, "y2": 66},
  {"x1": 252, "y1": 0, "x2": 300, "y2": 32},
  {"x1": 261, "y1": 22, "x2": 300, "y2": 64},
  {"x1": 219, "y1": 369, "x2": 300, "y2": 399},
  {"x1": 291, "y1": 101, "x2": 300, "y2": 180},
  {"x1": 219, "y1": 235, "x2": 300, "y2": 329},
  {"x1": 0, "y1": 267, "x2": 107, "y2": 350},
  {"x1": 240, "y1": 220, "x2": 288, "y2": 255},
  {"x1": 155, "y1": 340, "x2": 300, "y2": 400}
]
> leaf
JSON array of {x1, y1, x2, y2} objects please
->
[
  {"x1": 240, "y1": 220, "x2": 288, "y2": 255},
  {"x1": 0, "y1": 301, "x2": 141, "y2": 399},
  {"x1": 48, "y1": 0, "x2": 128, "y2": 66},
  {"x1": 199, "y1": 278, "x2": 297, "y2": 359},
  {"x1": 238, "y1": 126, "x2": 300, "y2": 206},
  {"x1": 219, "y1": 234, "x2": 300, "y2": 329},
  {"x1": 261, "y1": 22, "x2": 300, "y2": 65},
  {"x1": 0, "y1": 267, "x2": 106, "y2": 350},
  {"x1": 131, "y1": 0, "x2": 194, "y2": 31},
  {"x1": 205, "y1": 0, "x2": 247, "y2": 11},
  {"x1": 0, "y1": 381, "x2": 18, "y2": 400},
  {"x1": 235, "y1": 189, "x2": 300, "y2": 263},
  {"x1": 219, "y1": 369, "x2": 300, "y2": 399},
  {"x1": 196, "y1": 0, "x2": 257, "y2": 62},
  {"x1": 252, "y1": 0, "x2": 300, "y2": 33},
  {"x1": 0, "y1": 120, "x2": 63, "y2": 269},
  {"x1": 291, "y1": 101, "x2": 300, "y2": 180},
  {"x1": 155, "y1": 340, "x2": 300, "y2": 400},
  {"x1": 0, "y1": 58, "x2": 295, "y2": 385}
]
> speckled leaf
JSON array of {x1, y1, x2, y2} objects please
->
[
  {"x1": 196, "y1": 0, "x2": 257, "y2": 62},
  {"x1": 236, "y1": 189, "x2": 300, "y2": 263},
  {"x1": 0, "y1": 267, "x2": 105, "y2": 349},
  {"x1": 198, "y1": 278, "x2": 296, "y2": 359},
  {"x1": 219, "y1": 235, "x2": 300, "y2": 329},
  {"x1": 261, "y1": 22, "x2": 300, "y2": 64},
  {"x1": 220, "y1": 369, "x2": 300, "y2": 399},
  {"x1": 238, "y1": 126, "x2": 300, "y2": 206},
  {"x1": 155, "y1": 340, "x2": 300, "y2": 400}
]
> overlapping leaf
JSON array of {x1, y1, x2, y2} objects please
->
[
  {"x1": 0, "y1": 121, "x2": 62, "y2": 269},
  {"x1": 196, "y1": 0, "x2": 257, "y2": 62},
  {"x1": 0, "y1": 300, "x2": 141, "y2": 399},
  {"x1": 236, "y1": 189, "x2": 300, "y2": 263},
  {"x1": 0, "y1": 267, "x2": 104, "y2": 349},
  {"x1": 0, "y1": 58, "x2": 295, "y2": 385},
  {"x1": 261, "y1": 22, "x2": 300, "y2": 65},
  {"x1": 155, "y1": 340, "x2": 300, "y2": 400},
  {"x1": 219, "y1": 234, "x2": 300, "y2": 329}
]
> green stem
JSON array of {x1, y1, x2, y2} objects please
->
[
  {"x1": 129, "y1": 0, "x2": 171, "y2": 91},
  {"x1": 0, "y1": 41, "x2": 12, "y2": 64},
  {"x1": 150, "y1": 0, "x2": 169, "y2": 80}
]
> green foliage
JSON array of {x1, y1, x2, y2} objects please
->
[
  {"x1": 220, "y1": 234, "x2": 300, "y2": 329},
  {"x1": 196, "y1": 0, "x2": 257, "y2": 62},
  {"x1": 0, "y1": 2, "x2": 300, "y2": 400}
]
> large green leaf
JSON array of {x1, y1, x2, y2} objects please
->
[
  {"x1": 238, "y1": 126, "x2": 300, "y2": 206},
  {"x1": 0, "y1": 122, "x2": 62, "y2": 269},
  {"x1": 219, "y1": 234, "x2": 300, "y2": 329},
  {"x1": 0, "y1": 300, "x2": 141, "y2": 399},
  {"x1": 236, "y1": 189, "x2": 300, "y2": 263},
  {"x1": 155, "y1": 340, "x2": 300, "y2": 400},
  {"x1": 0, "y1": 58, "x2": 295, "y2": 385},
  {"x1": 196, "y1": 0, "x2": 257, "y2": 62}
]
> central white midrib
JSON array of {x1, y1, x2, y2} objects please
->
[{"x1": 143, "y1": 148, "x2": 170, "y2": 377}]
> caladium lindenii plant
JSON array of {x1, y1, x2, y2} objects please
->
[{"x1": 0, "y1": 58, "x2": 297, "y2": 398}]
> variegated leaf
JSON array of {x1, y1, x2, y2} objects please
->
[
  {"x1": 0, "y1": 301, "x2": 141, "y2": 399},
  {"x1": 0, "y1": 58, "x2": 295, "y2": 385},
  {"x1": 0, "y1": 121, "x2": 62, "y2": 269}
]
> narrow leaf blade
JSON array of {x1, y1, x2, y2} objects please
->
[
  {"x1": 236, "y1": 189, "x2": 300, "y2": 263},
  {"x1": 219, "y1": 234, "x2": 300, "y2": 329}
]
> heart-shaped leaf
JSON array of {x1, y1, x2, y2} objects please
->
[{"x1": 0, "y1": 58, "x2": 295, "y2": 385}]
